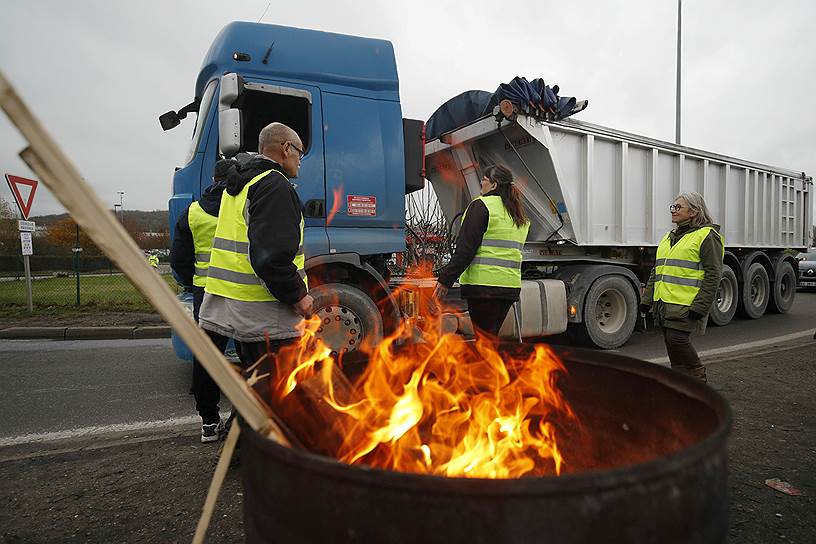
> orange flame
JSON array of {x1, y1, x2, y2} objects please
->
[
  {"x1": 269, "y1": 266, "x2": 576, "y2": 479},
  {"x1": 326, "y1": 186, "x2": 344, "y2": 226}
]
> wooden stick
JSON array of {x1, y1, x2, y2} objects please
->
[
  {"x1": 0, "y1": 70, "x2": 287, "y2": 445},
  {"x1": 192, "y1": 421, "x2": 241, "y2": 544},
  {"x1": 277, "y1": 364, "x2": 357, "y2": 456}
]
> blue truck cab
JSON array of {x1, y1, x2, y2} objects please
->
[{"x1": 162, "y1": 22, "x2": 424, "y2": 359}]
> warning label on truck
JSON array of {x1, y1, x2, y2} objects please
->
[{"x1": 347, "y1": 195, "x2": 377, "y2": 217}]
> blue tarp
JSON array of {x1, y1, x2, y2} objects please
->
[{"x1": 425, "y1": 77, "x2": 586, "y2": 141}]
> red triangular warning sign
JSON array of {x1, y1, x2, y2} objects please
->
[{"x1": 4, "y1": 174, "x2": 39, "y2": 220}]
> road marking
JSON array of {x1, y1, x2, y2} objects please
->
[
  {"x1": 0, "y1": 412, "x2": 229, "y2": 447},
  {"x1": 646, "y1": 329, "x2": 815, "y2": 364}
]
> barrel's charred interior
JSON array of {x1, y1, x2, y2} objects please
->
[{"x1": 239, "y1": 315, "x2": 731, "y2": 543}]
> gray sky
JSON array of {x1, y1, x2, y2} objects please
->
[{"x1": 1, "y1": 0, "x2": 814, "y2": 221}]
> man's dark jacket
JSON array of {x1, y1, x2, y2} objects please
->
[
  {"x1": 221, "y1": 156, "x2": 306, "y2": 305},
  {"x1": 170, "y1": 180, "x2": 226, "y2": 288}
]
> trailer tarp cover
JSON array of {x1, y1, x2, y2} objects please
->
[{"x1": 426, "y1": 77, "x2": 586, "y2": 141}]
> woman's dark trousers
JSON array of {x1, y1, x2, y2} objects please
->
[
  {"x1": 466, "y1": 298, "x2": 515, "y2": 338},
  {"x1": 662, "y1": 327, "x2": 707, "y2": 383}
]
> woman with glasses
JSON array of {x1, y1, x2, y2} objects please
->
[
  {"x1": 432, "y1": 165, "x2": 530, "y2": 339},
  {"x1": 641, "y1": 192, "x2": 724, "y2": 382}
]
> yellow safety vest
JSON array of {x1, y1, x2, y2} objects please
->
[
  {"x1": 204, "y1": 169, "x2": 307, "y2": 302},
  {"x1": 459, "y1": 195, "x2": 530, "y2": 288},
  {"x1": 187, "y1": 201, "x2": 218, "y2": 288},
  {"x1": 653, "y1": 226, "x2": 724, "y2": 306}
]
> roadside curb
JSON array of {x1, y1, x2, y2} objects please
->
[{"x1": 0, "y1": 326, "x2": 171, "y2": 340}]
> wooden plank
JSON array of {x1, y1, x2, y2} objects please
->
[
  {"x1": 193, "y1": 422, "x2": 241, "y2": 544},
  {"x1": 277, "y1": 364, "x2": 357, "y2": 457},
  {"x1": 0, "y1": 70, "x2": 289, "y2": 445}
]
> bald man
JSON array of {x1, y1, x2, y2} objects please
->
[{"x1": 199, "y1": 122, "x2": 313, "y2": 369}]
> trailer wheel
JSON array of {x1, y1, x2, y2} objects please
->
[
  {"x1": 709, "y1": 265, "x2": 738, "y2": 326},
  {"x1": 768, "y1": 260, "x2": 796, "y2": 314},
  {"x1": 572, "y1": 275, "x2": 638, "y2": 349},
  {"x1": 309, "y1": 283, "x2": 383, "y2": 356},
  {"x1": 738, "y1": 262, "x2": 769, "y2": 319}
]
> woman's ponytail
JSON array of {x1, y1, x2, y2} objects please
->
[{"x1": 483, "y1": 165, "x2": 528, "y2": 227}]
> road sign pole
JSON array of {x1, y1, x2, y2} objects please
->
[
  {"x1": 23, "y1": 254, "x2": 32, "y2": 312},
  {"x1": 75, "y1": 224, "x2": 81, "y2": 306},
  {"x1": 18, "y1": 221, "x2": 35, "y2": 313}
]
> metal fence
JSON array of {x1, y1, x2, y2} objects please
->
[{"x1": 0, "y1": 253, "x2": 177, "y2": 313}]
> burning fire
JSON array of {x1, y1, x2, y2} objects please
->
[{"x1": 266, "y1": 268, "x2": 577, "y2": 479}]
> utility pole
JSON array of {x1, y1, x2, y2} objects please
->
[{"x1": 675, "y1": 0, "x2": 682, "y2": 145}]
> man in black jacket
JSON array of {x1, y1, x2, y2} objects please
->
[
  {"x1": 199, "y1": 122, "x2": 312, "y2": 370},
  {"x1": 170, "y1": 159, "x2": 232, "y2": 442}
]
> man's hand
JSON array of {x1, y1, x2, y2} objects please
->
[
  {"x1": 639, "y1": 303, "x2": 651, "y2": 315},
  {"x1": 293, "y1": 294, "x2": 314, "y2": 318}
]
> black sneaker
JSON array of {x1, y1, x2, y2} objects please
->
[{"x1": 201, "y1": 420, "x2": 222, "y2": 443}]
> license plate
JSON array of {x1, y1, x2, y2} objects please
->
[{"x1": 801, "y1": 280, "x2": 816, "y2": 287}]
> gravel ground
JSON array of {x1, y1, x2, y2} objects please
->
[{"x1": 1, "y1": 342, "x2": 814, "y2": 543}]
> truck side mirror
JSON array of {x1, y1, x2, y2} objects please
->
[
  {"x1": 219, "y1": 73, "x2": 244, "y2": 108},
  {"x1": 159, "y1": 111, "x2": 180, "y2": 131},
  {"x1": 219, "y1": 109, "x2": 243, "y2": 158},
  {"x1": 219, "y1": 73, "x2": 244, "y2": 157}
]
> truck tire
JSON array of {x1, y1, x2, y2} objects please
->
[
  {"x1": 572, "y1": 275, "x2": 638, "y2": 350},
  {"x1": 768, "y1": 260, "x2": 796, "y2": 314},
  {"x1": 309, "y1": 283, "x2": 383, "y2": 356},
  {"x1": 738, "y1": 262, "x2": 769, "y2": 319},
  {"x1": 709, "y1": 265, "x2": 738, "y2": 326}
]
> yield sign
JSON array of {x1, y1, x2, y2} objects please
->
[{"x1": 4, "y1": 174, "x2": 39, "y2": 220}]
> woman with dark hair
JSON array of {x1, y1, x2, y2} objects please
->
[{"x1": 433, "y1": 164, "x2": 530, "y2": 338}]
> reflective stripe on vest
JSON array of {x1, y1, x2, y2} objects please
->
[
  {"x1": 204, "y1": 169, "x2": 307, "y2": 302},
  {"x1": 459, "y1": 195, "x2": 530, "y2": 288},
  {"x1": 652, "y1": 226, "x2": 724, "y2": 306},
  {"x1": 187, "y1": 201, "x2": 218, "y2": 288}
]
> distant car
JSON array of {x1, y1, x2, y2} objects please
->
[{"x1": 797, "y1": 250, "x2": 816, "y2": 289}]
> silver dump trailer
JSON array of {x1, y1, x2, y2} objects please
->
[{"x1": 425, "y1": 113, "x2": 813, "y2": 348}]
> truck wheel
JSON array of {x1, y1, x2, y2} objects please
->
[
  {"x1": 572, "y1": 275, "x2": 637, "y2": 350},
  {"x1": 709, "y1": 265, "x2": 738, "y2": 326},
  {"x1": 768, "y1": 260, "x2": 796, "y2": 314},
  {"x1": 738, "y1": 262, "x2": 769, "y2": 319},
  {"x1": 309, "y1": 283, "x2": 383, "y2": 356}
]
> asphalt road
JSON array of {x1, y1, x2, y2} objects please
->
[
  {"x1": 0, "y1": 338, "x2": 198, "y2": 443},
  {"x1": 617, "y1": 288, "x2": 816, "y2": 361},
  {"x1": 0, "y1": 290, "x2": 814, "y2": 444}
]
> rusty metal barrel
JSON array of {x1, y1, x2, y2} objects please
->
[{"x1": 241, "y1": 345, "x2": 732, "y2": 543}]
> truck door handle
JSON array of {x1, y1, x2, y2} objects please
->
[{"x1": 304, "y1": 199, "x2": 325, "y2": 218}]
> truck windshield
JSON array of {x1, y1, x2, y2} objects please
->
[{"x1": 183, "y1": 79, "x2": 218, "y2": 165}]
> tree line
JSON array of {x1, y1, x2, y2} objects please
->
[{"x1": 0, "y1": 196, "x2": 169, "y2": 256}]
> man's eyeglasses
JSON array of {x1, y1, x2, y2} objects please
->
[
  {"x1": 283, "y1": 141, "x2": 305, "y2": 160},
  {"x1": 669, "y1": 204, "x2": 685, "y2": 212}
]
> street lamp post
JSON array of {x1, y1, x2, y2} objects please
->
[{"x1": 675, "y1": 0, "x2": 682, "y2": 145}]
